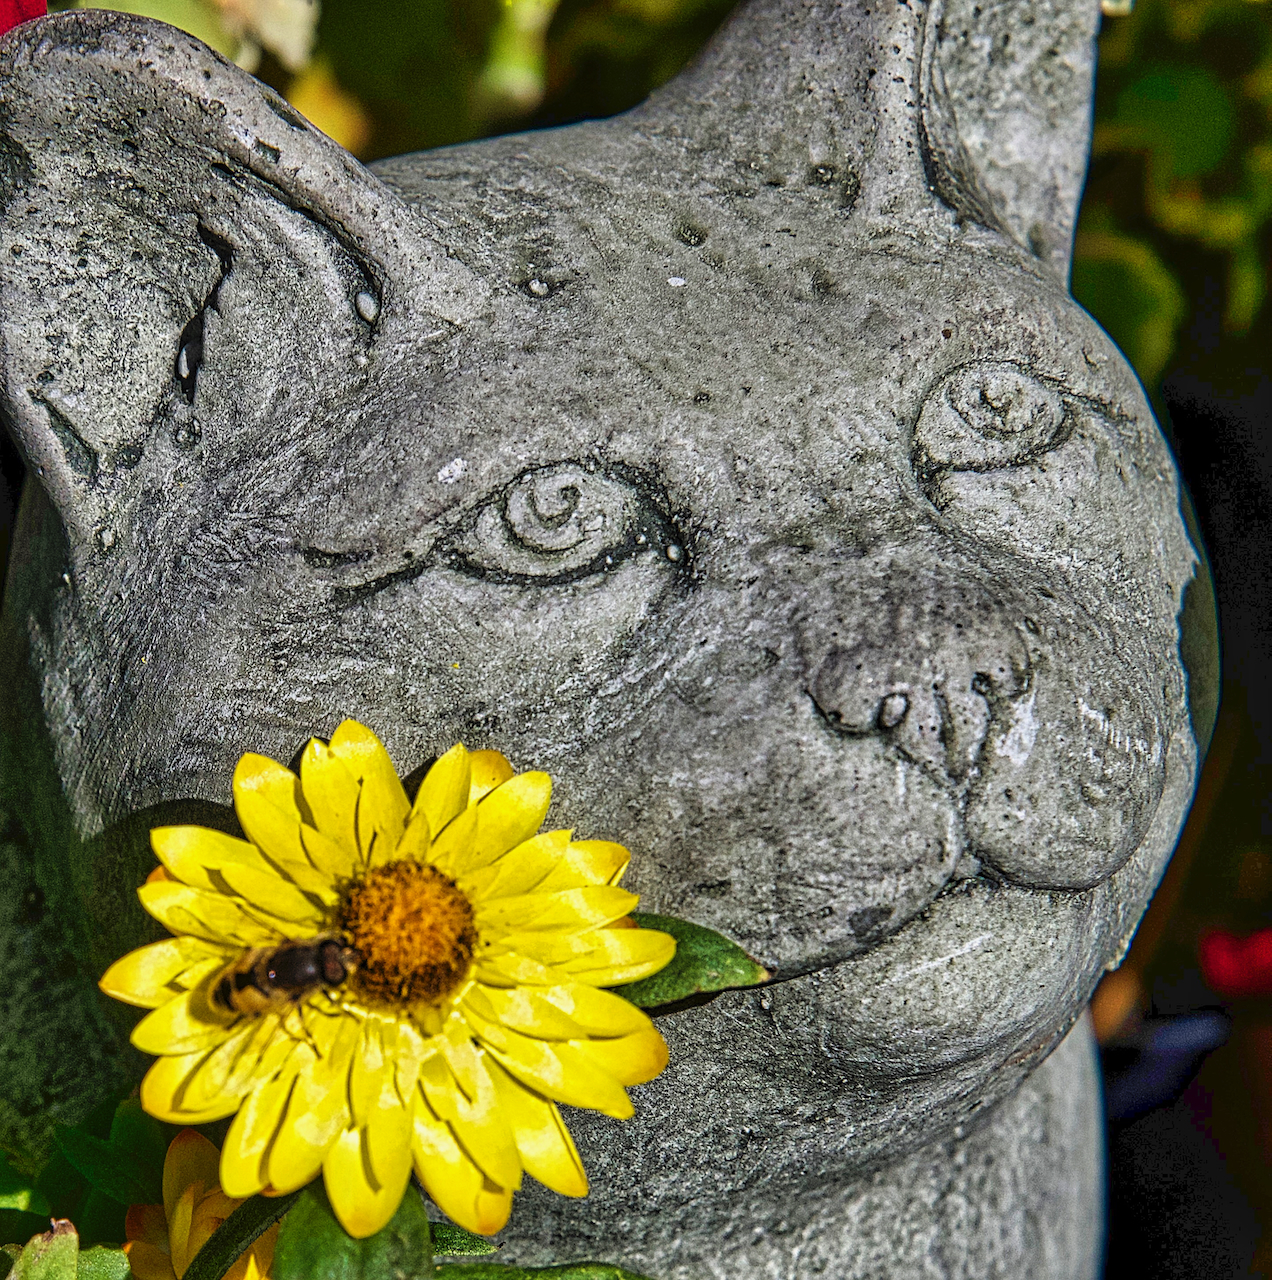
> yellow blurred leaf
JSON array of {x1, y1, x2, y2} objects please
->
[{"x1": 287, "y1": 58, "x2": 373, "y2": 157}]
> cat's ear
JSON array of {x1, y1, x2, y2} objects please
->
[
  {"x1": 0, "y1": 11, "x2": 484, "y2": 540},
  {"x1": 918, "y1": 0, "x2": 1099, "y2": 279}
]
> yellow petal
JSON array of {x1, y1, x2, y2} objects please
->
[
  {"x1": 270, "y1": 857, "x2": 341, "y2": 906},
  {"x1": 151, "y1": 827, "x2": 275, "y2": 891},
  {"x1": 141, "y1": 1052, "x2": 243, "y2": 1124},
  {"x1": 458, "y1": 830, "x2": 571, "y2": 901},
  {"x1": 300, "y1": 823, "x2": 358, "y2": 882},
  {"x1": 138, "y1": 881, "x2": 284, "y2": 948},
  {"x1": 323, "y1": 1122, "x2": 412, "y2": 1240},
  {"x1": 461, "y1": 985, "x2": 577, "y2": 1041},
  {"x1": 100, "y1": 938, "x2": 234, "y2": 1009},
  {"x1": 486, "y1": 1060, "x2": 587, "y2": 1197},
  {"x1": 348, "y1": 1019, "x2": 388, "y2": 1129},
  {"x1": 418, "y1": 1048, "x2": 520, "y2": 1190},
  {"x1": 188, "y1": 1187, "x2": 239, "y2": 1267},
  {"x1": 125, "y1": 1203, "x2": 169, "y2": 1251},
  {"x1": 394, "y1": 1018, "x2": 430, "y2": 1103},
  {"x1": 123, "y1": 1240, "x2": 176, "y2": 1280},
  {"x1": 466, "y1": 984, "x2": 653, "y2": 1040},
  {"x1": 299, "y1": 740, "x2": 360, "y2": 864},
  {"x1": 468, "y1": 750, "x2": 514, "y2": 804},
  {"x1": 233, "y1": 754, "x2": 309, "y2": 863},
  {"x1": 215, "y1": 864, "x2": 326, "y2": 928},
  {"x1": 475, "y1": 886, "x2": 638, "y2": 936},
  {"x1": 496, "y1": 927, "x2": 676, "y2": 986},
  {"x1": 132, "y1": 989, "x2": 238, "y2": 1056},
  {"x1": 472, "y1": 950, "x2": 556, "y2": 988},
  {"x1": 328, "y1": 720, "x2": 411, "y2": 866},
  {"x1": 364, "y1": 1094, "x2": 414, "y2": 1203},
  {"x1": 463, "y1": 1008, "x2": 633, "y2": 1119},
  {"x1": 182, "y1": 1014, "x2": 289, "y2": 1113},
  {"x1": 457, "y1": 772, "x2": 552, "y2": 873},
  {"x1": 164, "y1": 1128, "x2": 221, "y2": 1228},
  {"x1": 410, "y1": 1100, "x2": 513, "y2": 1236},
  {"x1": 221, "y1": 1048, "x2": 313, "y2": 1198},
  {"x1": 394, "y1": 810, "x2": 432, "y2": 862},
  {"x1": 573, "y1": 1026, "x2": 670, "y2": 1086},
  {"x1": 168, "y1": 1182, "x2": 197, "y2": 1278},
  {"x1": 424, "y1": 804, "x2": 478, "y2": 878},
  {"x1": 266, "y1": 1015, "x2": 358, "y2": 1192},
  {"x1": 538, "y1": 840, "x2": 631, "y2": 890},
  {"x1": 412, "y1": 744, "x2": 471, "y2": 841}
]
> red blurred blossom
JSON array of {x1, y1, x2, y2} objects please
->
[
  {"x1": 1199, "y1": 928, "x2": 1272, "y2": 999},
  {"x1": 0, "y1": 0, "x2": 44, "y2": 39}
]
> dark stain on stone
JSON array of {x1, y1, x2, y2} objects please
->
[{"x1": 849, "y1": 905, "x2": 894, "y2": 937}]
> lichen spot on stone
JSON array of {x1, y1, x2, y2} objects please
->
[{"x1": 339, "y1": 861, "x2": 476, "y2": 1006}]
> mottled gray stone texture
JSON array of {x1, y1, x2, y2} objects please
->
[{"x1": 0, "y1": 1, "x2": 1198, "y2": 1274}]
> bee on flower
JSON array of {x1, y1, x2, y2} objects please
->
[{"x1": 100, "y1": 722, "x2": 675, "y2": 1239}]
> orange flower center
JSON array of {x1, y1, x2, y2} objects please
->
[{"x1": 339, "y1": 861, "x2": 476, "y2": 1006}]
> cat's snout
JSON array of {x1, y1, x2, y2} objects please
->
[{"x1": 807, "y1": 579, "x2": 1033, "y2": 786}]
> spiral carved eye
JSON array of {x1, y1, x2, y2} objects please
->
[
  {"x1": 913, "y1": 360, "x2": 1068, "y2": 484},
  {"x1": 443, "y1": 462, "x2": 685, "y2": 584}
]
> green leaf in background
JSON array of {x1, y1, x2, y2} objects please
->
[
  {"x1": 613, "y1": 913, "x2": 768, "y2": 1008},
  {"x1": 0, "y1": 1155, "x2": 49, "y2": 1217},
  {"x1": 273, "y1": 1183, "x2": 432, "y2": 1280},
  {"x1": 66, "y1": 1195, "x2": 124, "y2": 1257},
  {"x1": 1072, "y1": 228, "x2": 1187, "y2": 389},
  {"x1": 51, "y1": 1128, "x2": 155, "y2": 1209},
  {"x1": 429, "y1": 1222, "x2": 499, "y2": 1256},
  {"x1": 73, "y1": 1247, "x2": 131, "y2": 1280},
  {"x1": 183, "y1": 1190, "x2": 302, "y2": 1280},
  {"x1": 434, "y1": 1264, "x2": 653, "y2": 1280},
  {"x1": 5, "y1": 1221, "x2": 77, "y2": 1280},
  {"x1": 1112, "y1": 63, "x2": 1236, "y2": 180},
  {"x1": 103, "y1": 1102, "x2": 168, "y2": 1202}
]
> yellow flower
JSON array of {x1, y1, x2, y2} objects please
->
[
  {"x1": 100, "y1": 722, "x2": 674, "y2": 1239},
  {"x1": 124, "y1": 1128, "x2": 277, "y2": 1280}
]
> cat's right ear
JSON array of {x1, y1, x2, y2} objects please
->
[{"x1": 0, "y1": 11, "x2": 485, "y2": 541}]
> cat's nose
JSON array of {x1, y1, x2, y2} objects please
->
[{"x1": 808, "y1": 604, "x2": 1031, "y2": 784}]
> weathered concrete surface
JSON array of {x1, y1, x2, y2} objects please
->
[
  {"x1": 0, "y1": 1, "x2": 1203, "y2": 1274},
  {"x1": 496, "y1": 1015, "x2": 1105, "y2": 1279}
]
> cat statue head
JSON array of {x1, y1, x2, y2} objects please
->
[{"x1": 0, "y1": 3, "x2": 1208, "y2": 1274}]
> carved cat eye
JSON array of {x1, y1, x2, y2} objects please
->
[{"x1": 440, "y1": 462, "x2": 687, "y2": 586}]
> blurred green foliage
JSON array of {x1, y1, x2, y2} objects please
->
[{"x1": 1075, "y1": 0, "x2": 1272, "y2": 390}]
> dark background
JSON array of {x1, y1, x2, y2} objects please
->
[{"x1": 9, "y1": 0, "x2": 1272, "y2": 1273}]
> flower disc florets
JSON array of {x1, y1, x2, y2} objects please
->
[{"x1": 339, "y1": 861, "x2": 476, "y2": 1005}]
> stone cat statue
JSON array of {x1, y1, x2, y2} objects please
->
[{"x1": 0, "y1": 1, "x2": 1211, "y2": 1275}]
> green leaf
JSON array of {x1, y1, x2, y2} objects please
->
[
  {"x1": 74, "y1": 1247, "x2": 130, "y2": 1280},
  {"x1": 51, "y1": 1128, "x2": 156, "y2": 1209},
  {"x1": 433, "y1": 1265, "x2": 653, "y2": 1280},
  {"x1": 273, "y1": 1184, "x2": 432, "y2": 1280},
  {"x1": 0, "y1": 1155, "x2": 49, "y2": 1217},
  {"x1": 106, "y1": 1102, "x2": 170, "y2": 1201},
  {"x1": 1114, "y1": 64, "x2": 1235, "y2": 180},
  {"x1": 8, "y1": 1221, "x2": 77, "y2": 1280},
  {"x1": 69, "y1": 1193, "x2": 124, "y2": 1255},
  {"x1": 183, "y1": 1190, "x2": 302, "y2": 1280},
  {"x1": 613, "y1": 913, "x2": 768, "y2": 1008},
  {"x1": 429, "y1": 1222, "x2": 498, "y2": 1256}
]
